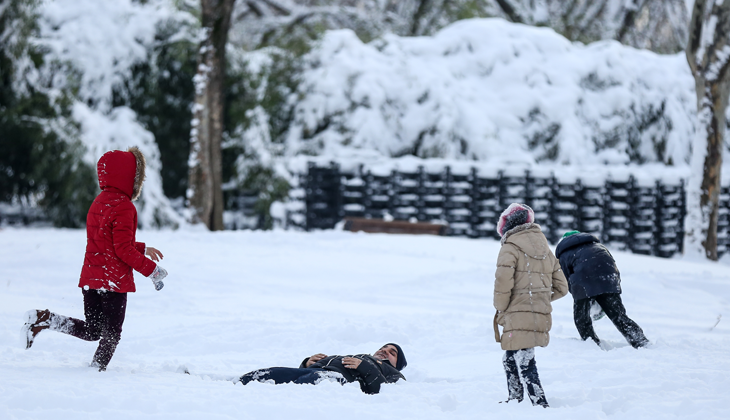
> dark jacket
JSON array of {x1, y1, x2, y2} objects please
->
[
  {"x1": 300, "y1": 354, "x2": 405, "y2": 394},
  {"x1": 79, "y1": 148, "x2": 156, "y2": 293},
  {"x1": 554, "y1": 233, "x2": 622, "y2": 301}
]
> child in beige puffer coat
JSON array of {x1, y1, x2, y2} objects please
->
[{"x1": 493, "y1": 203, "x2": 568, "y2": 407}]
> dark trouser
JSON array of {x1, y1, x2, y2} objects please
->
[
  {"x1": 239, "y1": 367, "x2": 346, "y2": 386},
  {"x1": 503, "y1": 348, "x2": 548, "y2": 407},
  {"x1": 574, "y1": 293, "x2": 649, "y2": 348},
  {"x1": 49, "y1": 289, "x2": 127, "y2": 369}
]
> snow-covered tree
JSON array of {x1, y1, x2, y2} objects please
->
[
  {"x1": 283, "y1": 20, "x2": 695, "y2": 166},
  {"x1": 24, "y1": 0, "x2": 192, "y2": 229},
  {"x1": 229, "y1": 1, "x2": 689, "y2": 54},
  {"x1": 490, "y1": 0, "x2": 689, "y2": 54},
  {"x1": 229, "y1": 0, "x2": 408, "y2": 51},
  {"x1": 187, "y1": 0, "x2": 235, "y2": 230},
  {"x1": 0, "y1": 0, "x2": 96, "y2": 227},
  {"x1": 684, "y1": 0, "x2": 730, "y2": 261}
]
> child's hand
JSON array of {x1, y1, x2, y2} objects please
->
[{"x1": 145, "y1": 247, "x2": 164, "y2": 262}]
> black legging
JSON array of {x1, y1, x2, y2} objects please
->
[
  {"x1": 574, "y1": 293, "x2": 648, "y2": 348},
  {"x1": 239, "y1": 367, "x2": 346, "y2": 386},
  {"x1": 48, "y1": 289, "x2": 127, "y2": 369}
]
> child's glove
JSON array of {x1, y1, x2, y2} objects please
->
[{"x1": 149, "y1": 265, "x2": 167, "y2": 291}]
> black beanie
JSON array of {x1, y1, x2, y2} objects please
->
[{"x1": 386, "y1": 343, "x2": 407, "y2": 371}]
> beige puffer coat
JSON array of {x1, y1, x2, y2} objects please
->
[{"x1": 493, "y1": 223, "x2": 568, "y2": 351}]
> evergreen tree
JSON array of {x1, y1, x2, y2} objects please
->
[
  {"x1": 0, "y1": 0, "x2": 95, "y2": 227},
  {"x1": 112, "y1": 20, "x2": 198, "y2": 200}
]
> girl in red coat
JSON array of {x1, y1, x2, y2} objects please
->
[{"x1": 21, "y1": 147, "x2": 168, "y2": 371}]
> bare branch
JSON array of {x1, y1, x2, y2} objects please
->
[
  {"x1": 616, "y1": 0, "x2": 647, "y2": 42},
  {"x1": 687, "y1": 0, "x2": 708, "y2": 75},
  {"x1": 244, "y1": 1, "x2": 264, "y2": 19},
  {"x1": 410, "y1": 0, "x2": 433, "y2": 36},
  {"x1": 259, "y1": 11, "x2": 317, "y2": 47},
  {"x1": 261, "y1": 0, "x2": 291, "y2": 16},
  {"x1": 495, "y1": 0, "x2": 524, "y2": 24}
]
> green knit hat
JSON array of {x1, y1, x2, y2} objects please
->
[{"x1": 562, "y1": 230, "x2": 580, "y2": 238}]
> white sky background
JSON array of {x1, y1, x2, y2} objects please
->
[{"x1": 0, "y1": 228, "x2": 728, "y2": 419}]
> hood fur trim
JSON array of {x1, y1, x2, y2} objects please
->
[
  {"x1": 500, "y1": 222, "x2": 541, "y2": 246},
  {"x1": 128, "y1": 146, "x2": 146, "y2": 201}
]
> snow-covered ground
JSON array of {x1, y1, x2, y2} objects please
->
[{"x1": 1, "y1": 227, "x2": 728, "y2": 419}]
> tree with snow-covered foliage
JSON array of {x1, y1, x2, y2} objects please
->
[
  {"x1": 188, "y1": 0, "x2": 235, "y2": 231},
  {"x1": 0, "y1": 0, "x2": 96, "y2": 227},
  {"x1": 229, "y1": 0, "x2": 407, "y2": 51},
  {"x1": 684, "y1": 0, "x2": 730, "y2": 260},
  {"x1": 17, "y1": 0, "x2": 191, "y2": 229},
  {"x1": 231, "y1": 0, "x2": 688, "y2": 54},
  {"x1": 491, "y1": 0, "x2": 689, "y2": 54},
  {"x1": 284, "y1": 19, "x2": 695, "y2": 166}
]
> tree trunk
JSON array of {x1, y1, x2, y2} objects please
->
[
  {"x1": 187, "y1": 0, "x2": 235, "y2": 231},
  {"x1": 684, "y1": 0, "x2": 730, "y2": 260}
]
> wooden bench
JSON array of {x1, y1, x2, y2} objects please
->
[{"x1": 342, "y1": 217, "x2": 448, "y2": 236}]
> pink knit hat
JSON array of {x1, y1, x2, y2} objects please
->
[{"x1": 496, "y1": 203, "x2": 535, "y2": 237}]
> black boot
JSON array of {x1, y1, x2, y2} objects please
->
[
  {"x1": 502, "y1": 351, "x2": 524, "y2": 402},
  {"x1": 22, "y1": 309, "x2": 51, "y2": 349},
  {"x1": 514, "y1": 348, "x2": 549, "y2": 407}
]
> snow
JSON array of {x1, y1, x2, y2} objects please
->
[
  {"x1": 284, "y1": 18, "x2": 698, "y2": 167},
  {"x1": 1, "y1": 228, "x2": 728, "y2": 419},
  {"x1": 36, "y1": 0, "x2": 184, "y2": 110}
]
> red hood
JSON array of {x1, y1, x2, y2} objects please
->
[{"x1": 97, "y1": 150, "x2": 136, "y2": 198}]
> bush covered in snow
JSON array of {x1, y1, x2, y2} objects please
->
[{"x1": 244, "y1": 19, "x2": 696, "y2": 169}]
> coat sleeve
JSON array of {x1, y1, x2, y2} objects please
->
[
  {"x1": 111, "y1": 203, "x2": 156, "y2": 277},
  {"x1": 135, "y1": 242, "x2": 146, "y2": 254},
  {"x1": 494, "y1": 244, "x2": 518, "y2": 312},
  {"x1": 299, "y1": 358, "x2": 310, "y2": 369},
  {"x1": 558, "y1": 252, "x2": 573, "y2": 281},
  {"x1": 550, "y1": 256, "x2": 569, "y2": 302},
  {"x1": 355, "y1": 359, "x2": 390, "y2": 394}
]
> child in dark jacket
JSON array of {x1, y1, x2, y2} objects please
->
[
  {"x1": 22, "y1": 147, "x2": 169, "y2": 370},
  {"x1": 554, "y1": 231, "x2": 649, "y2": 349}
]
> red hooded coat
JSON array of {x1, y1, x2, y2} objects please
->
[{"x1": 78, "y1": 148, "x2": 156, "y2": 293}]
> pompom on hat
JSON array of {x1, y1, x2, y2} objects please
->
[
  {"x1": 496, "y1": 203, "x2": 535, "y2": 237},
  {"x1": 562, "y1": 230, "x2": 580, "y2": 239}
]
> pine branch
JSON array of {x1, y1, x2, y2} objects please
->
[{"x1": 261, "y1": 0, "x2": 291, "y2": 16}]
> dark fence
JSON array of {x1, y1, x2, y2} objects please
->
[{"x1": 291, "y1": 162, "x2": 730, "y2": 258}]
